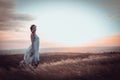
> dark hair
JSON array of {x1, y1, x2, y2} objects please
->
[{"x1": 30, "y1": 24, "x2": 36, "y2": 31}]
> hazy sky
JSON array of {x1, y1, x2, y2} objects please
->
[{"x1": 0, "y1": 0, "x2": 120, "y2": 50}]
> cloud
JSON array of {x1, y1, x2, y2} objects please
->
[
  {"x1": 11, "y1": 13, "x2": 36, "y2": 21},
  {"x1": 0, "y1": 0, "x2": 36, "y2": 31},
  {"x1": 103, "y1": 1, "x2": 120, "y2": 19},
  {"x1": 0, "y1": 0, "x2": 14, "y2": 22}
]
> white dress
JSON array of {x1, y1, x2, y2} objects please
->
[{"x1": 20, "y1": 34, "x2": 40, "y2": 67}]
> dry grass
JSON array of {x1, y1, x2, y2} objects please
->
[{"x1": 0, "y1": 52, "x2": 120, "y2": 80}]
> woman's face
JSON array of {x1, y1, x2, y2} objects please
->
[{"x1": 32, "y1": 26, "x2": 36, "y2": 33}]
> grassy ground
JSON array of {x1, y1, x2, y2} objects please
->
[{"x1": 0, "y1": 52, "x2": 120, "y2": 80}]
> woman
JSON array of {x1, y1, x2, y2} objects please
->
[{"x1": 19, "y1": 24, "x2": 40, "y2": 68}]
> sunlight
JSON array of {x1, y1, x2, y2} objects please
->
[{"x1": 33, "y1": 5, "x2": 113, "y2": 46}]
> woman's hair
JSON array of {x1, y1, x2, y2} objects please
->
[{"x1": 30, "y1": 24, "x2": 36, "y2": 31}]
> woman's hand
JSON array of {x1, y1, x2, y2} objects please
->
[{"x1": 30, "y1": 49, "x2": 34, "y2": 57}]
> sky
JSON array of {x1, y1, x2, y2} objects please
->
[{"x1": 0, "y1": 0, "x2": 120, "y2": 50}]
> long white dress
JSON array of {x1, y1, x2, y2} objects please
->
[{"x1": 20, "y1": 34, "x2": 40, "y2": 67}]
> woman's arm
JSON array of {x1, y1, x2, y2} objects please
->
[{"x1": 30, "y1": 33, "x2": 35, "y2": 56}]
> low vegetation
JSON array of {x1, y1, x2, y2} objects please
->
[{"x1": 0, "y1": 52, "x2": 120, "y2": 80}]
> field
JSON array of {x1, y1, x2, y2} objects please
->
[{"x1": 0, "y1": 52, "x2": 120, "y2": 80}]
